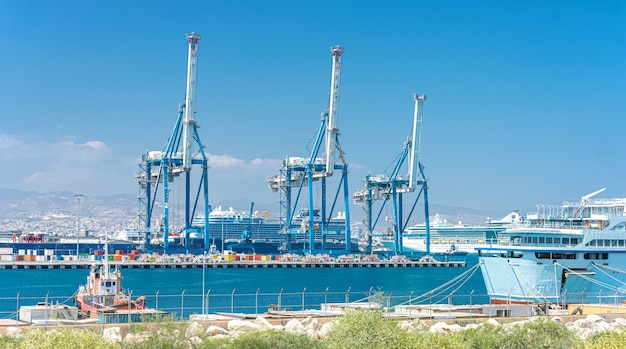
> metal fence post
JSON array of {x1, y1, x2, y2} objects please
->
[
  {"x1": 301, "y1": 287, "x2": 306, "y2": 311},
  {"x1": 429, "y1": 291, "x2": 433, "y2": 318},
  {"x1": 231, "y1": 289, "x2": 236, "y2": 313},
  {"x1": 206, "y1": 289, "x2": 211, "y2": 315},
  {"x1": 255, "y1": 288, "x2": 260, "y2": 315},
  {"x1": 324, "y1": 287, "x2": 329, "y2": 316},
  {"x1": 44, "y1": 291, "x2": 49, "y2": 330},
  {"x1": 278, "y1": 288, "x2": 283, "y2": 311},
  {"x1": 345, "y1": 287, "x2": 351, "y2": 306},
  {"x1": 181, "y1": 290, "x2": 186, "y2": 320},
  {"x1": 16, "y1": 292, "x2": 20, "y2": 321},
  {"x1": 470, "y1": 290, "x2": 474, "y2": 318}
]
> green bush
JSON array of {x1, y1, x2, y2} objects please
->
[
  {"x1": 0, "y1": 314, "x2": 620, "y2": 349},
  {"x1": 1, "y1": 328, "x2": 116, "y2": 349},
  {"x1": 579, "y1": 329, "x2": 626, "y2": 349},
  {"x1": 225, "y1": 330, "x2": 326, "y2": 349},
  {"x1": 322, "y1": 309, "x2": 408, "y2": 349},
  {"x1": 454, "y1": 318, "x2": 580, "y2": 349}
]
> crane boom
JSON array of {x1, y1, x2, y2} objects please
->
[
  {"x1": 324, "y1": 45, "x2": 344, "y2": 176},
  {"x1": 408, "y1": 94, "x2": 426, "y2": 189},
  {"x1": 182, "y1": 32, "x2": 201, "y2": 171}
]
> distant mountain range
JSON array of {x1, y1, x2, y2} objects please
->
[{"x1": 0, "y1": 188, "x2": 509, "y2": 228}]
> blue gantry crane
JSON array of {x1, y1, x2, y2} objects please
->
[
  {"x1": 353, "y1": 94, "x2": 430, "y2": 255},
  {"x1": 267, "y1": 46, "x2": 352, "y2": 255},
  {"x1": 135, "y1": 33, "x2": 210, "y2": 253}
]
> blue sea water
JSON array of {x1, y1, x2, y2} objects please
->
[{"x1": 0, "y1": 256, "x2": 486, "y2": 319}]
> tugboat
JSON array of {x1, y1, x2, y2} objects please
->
[{"x1": 74, "y1": 254, "x2": 146, "y2": 318}]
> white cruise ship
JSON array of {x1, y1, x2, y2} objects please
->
[{"x1": 380, "y1": 211, "x2": 522, "y2": 254}]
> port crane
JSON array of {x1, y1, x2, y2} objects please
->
[
  {"x1": 353, "y1": 94, "x2": 430, "y2": 255},
  {"x1": 267, "y1": 46, "x2": 352, "y2": 254},
  {"x1": 135, "y1": 33, "x2": 210, "y2": 252}
]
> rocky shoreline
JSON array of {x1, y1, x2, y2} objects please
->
[{"x1": 2, "y1": 312, "x2": 626, "y2": 345}]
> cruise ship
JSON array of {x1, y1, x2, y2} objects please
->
[
  {"x1": 175, "y1": 206, "x2": 356, "y2": 254},
  {"x1": 380, "y1": 211, "x2": 522, "y2": 254},
  {"x1": 476, "y1": 189, "x2": 626, "y2": 305}
]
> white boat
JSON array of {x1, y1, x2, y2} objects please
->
[
  {"x1": 476, "y1": 188, "x2": 626, "y2": 305},
  {"x1": 380, "y1": 211, "x2": 522, "y2": 254}
]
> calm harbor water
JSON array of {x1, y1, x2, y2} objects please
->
[{"x1": 0, "y1": 256, "x2": 486, "y2": 319}]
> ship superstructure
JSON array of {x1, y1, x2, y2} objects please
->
[{"x1": 477, "y1": 189, "x2": 626, "y2": 305}]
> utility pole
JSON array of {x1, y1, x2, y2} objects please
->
[{"x1": 75, "y1": 194, "x2": 83, "y2": 258}]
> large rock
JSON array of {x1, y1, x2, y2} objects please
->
[
  {"x1": 397, "y1": 319, "x2": 429, "y2": 332},
  {"x1": 103, "y1": 327, "x2": 122, "y2": 344},
  {"x1": 285, "y1": 318, "x2": 306, "y2": 335},
  {"x1": 4, "y1": 326, "x2": 21, "y2": 337},
  {"x1": 304, "y1": 318, "x2": 322, "y2": 337},
  {"x1": 429, "y1": 322, "x2": 461, "y2": 333},
  {"x1": 187, "y1": 336, "x2": 203, "y2": 346},
  {"x1": 483, "y1": 318, "x2": 500, "y2": 327},
  {"x1": 227, "y1": 319, "x2": 261, "y2": 332},
  {"x1": 123, "y1": 332, "x2": 151, "y2": 344},
  {"x1": 206, "y1": 325, "x2": 230, "y2": 336},
  {"x1": 318, "y1": 322, "x2": 334, "y2": 338},
  {"x1": 185, "y1": 321, "x2": 204, "y2": 338},
  {"x1": 569, "y1": 314, "x2": 606, "y2": 329},
  {"x1": 254, "y1": 316, "x2": 274, "y2": 329},
  {"x1": 612, "y1": 317, "x2": 626, "y2": 328},
  {"x1": 567, "y1": 315, "x2": 612, "y2": 339}
]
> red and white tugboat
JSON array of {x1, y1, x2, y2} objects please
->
[{"x1": 75, "y1": 254, "x2": 145, "y2": 318}]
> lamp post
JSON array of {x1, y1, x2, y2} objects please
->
[
  {"x1": 202, "y1": 251, "x2": 207, "y2": 315},
  {"x1": 75, "y1": 194, "x2": 83, "y2": 258}
]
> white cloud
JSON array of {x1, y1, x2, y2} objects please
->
[
  {"x1": 0, "y1": 132, "x2": 21, "y2": 149},
  {"x1": 207, "y1": 153, "x2": 282, "y2": 171},
  {"x1": 207, "y1": 153, "x2": 246, "y2": 168},
  {"x1": 0, "y1": 132, "x2": 124, "y2": 194},
  {"x1": 81, "y1": 141, "x2": 109, "y2": 151}
]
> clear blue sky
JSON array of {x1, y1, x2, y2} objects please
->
[{"x1": 0, "y1": 0, "x2": 624, "y2": 213}]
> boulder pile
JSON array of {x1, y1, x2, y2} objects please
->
[{"x1": 2, "y1": 314, "x2": 626, "y2": 345}]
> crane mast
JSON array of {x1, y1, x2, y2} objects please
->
[
  {"x1": 182, "y1": 33, "x2": 201, "y2": 171},
  {"x1": 408, "y1": 94, "x2": 426, "y2": 189},
  {"x1": 324, "y1": 46, "x2": 344, "y2": 176}
]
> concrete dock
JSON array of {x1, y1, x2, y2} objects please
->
[{"x1": 0, "y1": 260, "x2": 466, "y2": 269}]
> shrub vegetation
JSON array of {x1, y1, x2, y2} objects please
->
[{"x1": 5, "y1": 310, "x2": 626, "y2": 349}]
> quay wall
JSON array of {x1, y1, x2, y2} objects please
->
[{"x1": 0, "y1": 260, "x2": 465, "y2": 269}]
